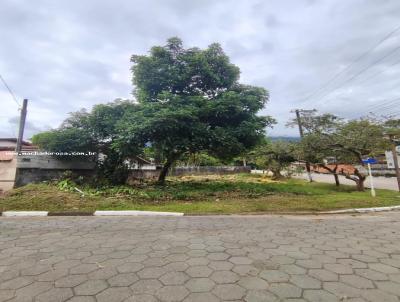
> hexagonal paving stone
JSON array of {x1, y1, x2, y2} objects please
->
[
  {"x1": 14, "y1": 281, "x2": 52, "y2": 299},
  {"x1": 280, "y1": 264, "x2": 307, "y2": 275},
  {"x1": 185, "y1": 278, "x2": 215, "y2": 293},
  {"x1": 244, "y1": 290, "x2": 278, "y2": 302},
  {"x1": 166, "y1": 254, "x2": 188, "y2": 262},
  {"x1": 164, "y1": 262, "x2": 189, "y2": 273},
  {"x1": 259, "y1": 270, "x2": 289, "y2": 282},
  {"x1": 340, "y1": 275, "x2": 375, "y2": 289},
  {"x1": 375, "y1": 281, "x2": 400, "y2": 296},
  {"x1": 74, "y1": 280, "x2": 108, "y2": 296},
  {"x1": 207, "y1": 253, "x2": 230, "y2": 261},
  {"x1": 296, "y1": 259, "x2": 322, "y2": 269},
  {"x1": 208, "y1": 261, "x2": 233, "y2": 271},
  {"x1": 354, "y1": 269, "x2": 389, "y2": 281},
  {"x1": 156, "y1": 285, "x2": 189, "y2": 302},
  {"x1": 238, "y1": 277, "x2": 268, "y2": 290},
  {"x1": 361, "y1": 289, "x2": 399, "y2": 302},
  {"x1": 233, "y1": 265, "x2": 259, "y2": 276},
  {"x1": 36, "y1": 268, "x2": 68, "y2": 282},
  {"x1": 188, "y1": 244, "x2": 206, "y2": 250},
  {"x1": 308, "y1": 269, "x2": 338, "y2": 282},
  {"x1": 96, "y1": 287, "x2": 132, "y2": 302},
  {"x1": 70, "y1": 264, "x2": 99, "y2": 275},
  {"x1": 142, "y1": 257, "x2": 168, "y2": 267},
  {"x1": 270, "y1": 255, "x2": 295, "y2": 265},
  {"x1": 0, "y1": 289, "x2": 15, "y2": 302},
  {"x1": 186, "y1": 266, "x2": 212, "y2": 278},
  {"x1": 268, "y1": 283, "x2": 302, "y2": 299},
  {"x1": 108, "y1": 273, "x2": 139, "y2": 287},
  {"x1": 0, "y1": 277, "x2": 33, "y2": 290},
  {"x1": 213, "y1": 284, "x2": 246, "y2": 300},
  {"x1": 117, "y1": 262, "x2": 144, "y2": 273},
  {"x1": 88, "y1": 267, "x2": 118, "y2": 280},
  {"x1": 55, "y1": 275, "x2": 87, "y2": 288},
  {"x1": 67, "y1": 297, "x2": 96, "y2": 302},
  {"x1": 183, "y1": 292, "x2": 219, "y2": 302},
  {"x1": 137, "y1": 267, "x2": 166, "y2": 279},
  {"x1": 21, "y1": 265, "x2": 51, "y2": 276},
  {"x1": 323, "y1": 282, "x2": 362, "y2": 298},
  {"x1": 290, "y1": 275, "x2": 321, "y2": 289},
  {"x1": 160, "y1": 272, "x2": 189, "y2": 285},
  {"x1": 186, "y1": 257, "x2": 209, "y2": 266},
  {"x1": 35, "y1": 288, "x2": 73, "y2": 302},
  {"x1": 324, "y1": 263, "x2": 354, "y2": 275},
  {"x1": 210, "y1": 271, "x2": 240, "y2": 284},
  {"x1": 369, "y1": 263, "x2": 399, "y2": 274},
  {"x1": 303, "y1": 289, "x2": 338, "y2": 302},
  {"x1": 130, "y1": 279, "x2": 163, "y2": 294},
  {"x1": 123, "y1": 294, "x2": 158, "y2": 302},
  {"x1": 229, "y1": 257, "x2": 253, "y2": 265},
  {"x1": 337, "y1": 259, "x2": 368, "y2": 269}
]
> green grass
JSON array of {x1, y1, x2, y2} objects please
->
[{"x1": 1, "y1": 173, "x2": 399, "y2": 214}]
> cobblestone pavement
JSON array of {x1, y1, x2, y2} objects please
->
[{"x1": 1, "y1": 213, "x2": 400, "y2": 302}]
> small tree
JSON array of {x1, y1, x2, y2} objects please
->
[
  {"x1": 329, "y1": 120, "x2": 389, "y2": 191},
  {"x1": 297, "y1": 134, "x2": 343, "y2": 186},
  {"x1": 250, "y1": 141, "x2": 296, "y2": 179},
  {"x1": 289, "y1": 112, "x2": 343, "y2": 185},
  {"x1": 32, "y1": 100, "x2": 140, "y2": 184}
]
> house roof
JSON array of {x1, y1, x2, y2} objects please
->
[
  {"x1": 0, "y1": 138, "x2": 33, "y2": 145},
  {"x1": 0, "y1": 151, "x2": 14, "y2": 161}
]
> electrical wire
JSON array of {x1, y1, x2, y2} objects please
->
[
  {"x1": 300, "y1": 24, "x2": 400, "y2": 104},
  {"x1": 313, "y1": 44, "x2": 400, "y2": 105},
  {"x1": 0, "y1": 73, "x2": 21, "y2": 108}
]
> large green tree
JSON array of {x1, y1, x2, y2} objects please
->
[{"x1": 116, "y1": 37, "x2": 274, "y2": 183}]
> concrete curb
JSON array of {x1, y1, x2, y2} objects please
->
[
  {"x1": 1, "y1": 206, "x2": 400, "y2": 217},
  {"x1": 2, "y1": 211, "x2": 49, "y2": 217},
  {"x1": 0, "y1": 210, "x2": 184, "y2": 217},
  {"x1": 94, "y1": 210, "x2": 184, "y2": 216},
  {"x1": 325, "y1": 205, "x2": 400, "y2": 214}
]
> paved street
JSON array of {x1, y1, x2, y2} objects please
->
[
  {"x1": 294, "y1": 173, "x2": 400, "y2": 191},
  {"x1": 1, "y1": 213, "x2": 400, "y2": 302}
]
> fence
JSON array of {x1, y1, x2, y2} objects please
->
[{"x1": 127, "y1": 166, "x2": 251, "y2": 183}]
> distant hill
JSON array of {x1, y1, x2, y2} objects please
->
[{"x1": 269, "y1": 136, "x2": 300, "y2": 142}]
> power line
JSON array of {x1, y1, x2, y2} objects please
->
[
  {"x1": 300, "y1": 24, "x2": 400, "y2": 104},
  {"x1": 314, "y1": 44, "x2": 400, "y2": 104},
  {"x1": 0, "y1": 73, "x2": 21, "y2": 108},
  {"x1": 361, "y1": 96, "x2": 400, "y2": 114}
]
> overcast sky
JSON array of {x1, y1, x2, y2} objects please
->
[{"x1": 1, "y1": 0, "x2": 400, "y2": 139}]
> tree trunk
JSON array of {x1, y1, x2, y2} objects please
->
[
  {"x1": 341, "y1": 168, "x2": 366, "y2": 192},
  {"x1": 272, "y1": 169, "x2": 282, "y2": 179},
  {"x1": 354, "y1": 169, "x2": 366, "y2": 192},
  {"x1": 333, "y1": 165, "x2": 340, "y2": 186},
  {"x1": 333, "y1": 173, "x2": 340, "y2": 186},
  {"x1": 157, "y1": 154, "x2": 179, "y2": 184},
  {"x1": 320, "y1": 164, "x2": 340, "y2": 187},
  {"x1": 355, "y1": 178, "x2": 365, "y2": 191},
  {"x1": 305, "y1": 162, "x2": 313, "y2": 182}
]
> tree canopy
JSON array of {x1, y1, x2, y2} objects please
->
[
  {"x1": 116, "y1": 37, "x2": 274, "y2": 182},
  {"x1": 33, "y1": 38, "x2": 274, "y2": 184}
]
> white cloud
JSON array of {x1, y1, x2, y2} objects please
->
[{"x1": 1, "y1": 0, "x2": 399, "y2": 138}]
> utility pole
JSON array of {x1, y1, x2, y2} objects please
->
[
  {"x1": 389, "y1": 134, "x2": 400, "y2": 192},
  {"x1": 15, "y1": 99, "x2": 28, "y2": 153},
  {"x1": 295, "y1": 109, "x2": 313, "y2": 182}
]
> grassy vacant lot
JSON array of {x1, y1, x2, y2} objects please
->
[{"x1": 1, "y1": 174, "x2": 399, "y2": 214}]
